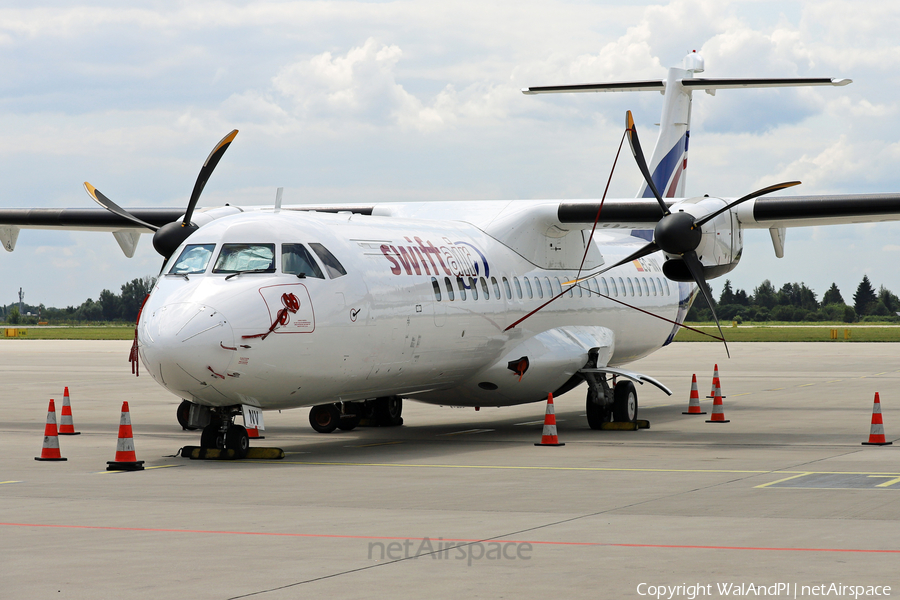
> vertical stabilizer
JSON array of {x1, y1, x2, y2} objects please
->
[{"x1": 638, "y1": 51, "x2": 703, "y2": 200}]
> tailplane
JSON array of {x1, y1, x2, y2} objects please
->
[{"x1": 522, "y1": 52, "x2": 850, "y2": 199}]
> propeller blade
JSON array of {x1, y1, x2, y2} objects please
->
[
  {"x1": 681, "y1": 250, "x2": 730, "y2": 358},
  {"x1": 626, "y1": 111, "x2": 668, "y2": 216},
  {"x1": 694, "y1": 181, "x2": 801, "y2": 228},
  {"x1": 182, "y1": 129, "x2": 239, "y2": 226},
  {"x1": 564, "y1": 241, "x2": 659, "y2": 285},
  {"x1": 83, "y1": 182, "x2": 160, "y2": 232}
]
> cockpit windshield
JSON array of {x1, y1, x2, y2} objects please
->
[
  {"x1": 282, "y1": 244, "x2": 325, "y2": 279},
  {"x1": 213, "y1": 244, "x2": 276, "y2": 274},
  {"x1": 169, "y1": 244, "x2": 215, "y2": 275}
]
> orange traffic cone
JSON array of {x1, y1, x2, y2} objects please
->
[
  {"x1": 534, "y1": 393, "x2": 565, "y2": 447},
  {"x1": 107, "y1": 401, "x2": 144, "y2": 471},
  {"x1": 683, "y1": 374, "x2": 707, "y2": 415},
  {"x1": 36, "y1": 399, "x2": 67, "y2": 461},
  {"x1": 862, "y1": 392, "x2": 892, "y2": 446},
  {"x1": 706, "y1": 364, "x2": 726, "y2": 399},
  {"x1": 706, "y1": 381, "x2": 730, "y2": 423},
  {"x1": 58, "y1": 387, "x2": 80, "y2": 435}
]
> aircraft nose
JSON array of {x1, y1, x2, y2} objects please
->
[{"x1": 139, "y1": 302, "x2": 235, "y2": 396}]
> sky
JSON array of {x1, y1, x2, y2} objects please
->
[{"x1": 2, "y1": 0, "x2": 900, "y2": 309}]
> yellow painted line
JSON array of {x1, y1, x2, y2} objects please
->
[
  {"x1": 767, "y1": 388, "x2": 785, "y2": 391},
  {"x1": 869, "y1": 475, "x2": 900, "y2": 488},
  {"x1": 755, "y1": 473, "x2": 812, "y2": 488},
  {"x1": 440, "y1": 429, "x2": 496, "y2": 436},
  {"x1": 873, "y1": 372, "x2": 888, "y2": 376},
  {"x1": 798, "y1": 383, "x2": 816, "y2": 388},
  {"x1": 826, "y1": 380, "x2": 843, "y2": 384},
  {"x1": 0, "y1": 481, "x2": 23, "y2": 485},
  {"x1": 248, "y1": 462, "x2": 900, "y2": 478},
  {"x1": 94, "y1": 465, "x2": 182, "y2": 475},
  {"x1": 351, "y1": 441, "x2": 403, "y2": 448},
  {"x1": 731, "y1": 393, "x2": 751, "y2": 397}
]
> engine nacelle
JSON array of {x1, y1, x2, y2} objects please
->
[{"x1": 661, "y1": 196, "x2": 743, "y2": 282}]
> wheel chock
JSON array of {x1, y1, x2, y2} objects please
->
[
  {"x1": 180, "y1": 446, "x2": 285, "y2": 460},
  {"x1": 600, "y1": 420, "x2": 650, "y2": 431}
]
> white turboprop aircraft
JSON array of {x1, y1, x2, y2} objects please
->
[{"x1": 3, "y1": 51, "x2": 900, "y2": 457}]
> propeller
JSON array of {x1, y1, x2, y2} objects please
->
[
  {"x1": 84, "y1": 129, "x2": 239, "y2": 261},
  {"x1": 565, "y1": 112, "x2": 800, "y2": 356}
]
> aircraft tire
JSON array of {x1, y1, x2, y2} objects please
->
[
  {"x1": 177, "y1": 400, "x2": 199, "y2": 431},
  {"x1": 200, "y1": 420, "x2": 225, "y2": 449},
  {"x1": 373, "y1": 396, "x2": 403, "y2": 427},
  {"x1": 585, "y1": 388, "x2": 607, "y2": 430},
  {"x1": 613, "y1": 381, "x2": 638, "y2": 423},
  {"x1": 337, "y1": 403, "x2": 363, "y2": 431},
  {"x1": 226, "y1": 425, "x2": 250, "y2": 459},
  {"x1": 309, "y1": 404, "x2": 340, "y2": 433}
]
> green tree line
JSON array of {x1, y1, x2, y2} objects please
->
[
  {"x1": 688, "y1": 275, "x2": 900, "y2": 323},
  {"x1": 2, "y1": 276, "x2": 156, "y2": 325}
]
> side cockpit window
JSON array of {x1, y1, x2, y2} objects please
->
[
  {"x1": 169, "y1": 244, "x2": 215, "y2": 275},
  {"x1": 213, "y1": 244, "x2": 276, "y2": 274},
  {"x1": 309, "y1": 243, "x2": 347, "y2": 278},
  {"x1": 282, "y1": 244, "x2": 325, "y2": 279}
]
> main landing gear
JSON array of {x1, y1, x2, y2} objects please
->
[
  {"x1": 308, "y1": 396, "x2": 403, "y2": 433},
  {"x1": 586, "y1": 379, "x2": 638, "y2": 430}
]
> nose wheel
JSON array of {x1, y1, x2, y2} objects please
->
[{"x1": 200, "y1": 414, "x2": 250, "y2": 459}]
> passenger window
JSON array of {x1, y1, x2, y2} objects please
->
[
  {"x1": 575, "y1": 283, "x2": 582, "y2": 298},
  {"x1": 169, "y1": 244, "x2": 215, "y2": 275},
  {"x1": 641, "y1": 278, "x2": 650, "y2": 296},
  {"x1": 649, "y1": 278, "x2": 657, "y2": 296},
  {"x1": 502, "y1": 277, "x2": 511, "y2": 300},
  {"x1": 444, "y1": 277, "x2": 455, "y2": 301},
  {"x1": 627, "y1": 278, "x2": 635, "y2": 296},
  {"x1": 590, "y1": 278, "x2": 600, "y2": 296},
  {"x1": 544, "y1": 277, "x2": 552, "y2": 297},
  {"x1": 534, "y1": 277, "x2": 543, "y2": 299},
  {"x1": 514, "y1": 277, "x2": 522, "y2": 299},
  {"x1": 431, "y1": 277, "x2": 441, "y2": 301},
  {"x1": 608, "y1": 277, "x2": 617, "y2": 297},
  {"x1": 308, "y1": 243, "x2": 347, "y2": 278},
  {"x1": 524, "y1": 277, "x2": 533, "y2": 299},
  {"x1": 213, "y1": 244, "x2": 275, "y2": 274},
  {"x1": 618, "y1": 277, "x2": 626, "y2": 297},
  {"x1": 282, "y1": 244, "x2": 325, "y2": 279},
  {"x1": 456, "y1": 277, "x2": 467, "y2": 301},
  {"x1": 480, "y1": 277, "x2": 489, "y2": 300},
  {"x1": 663, "y1": 278, "x2": 671, "y2": 296},
  {"x1": 469, "y1": 277, "x2": 479, "y2": 300}
]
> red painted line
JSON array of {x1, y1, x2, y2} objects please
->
[
  {"x1": 1, "y1": 522, "x2": 898, "y2": 553},
  {"x1": 602, "y1": 543, "x2": 900, "y2": 554},
  {"x1": 0, "y1": 522, "x2": 590, "y2": 546}
]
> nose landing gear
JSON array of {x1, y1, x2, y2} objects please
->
[{"x1": 199, "y1": 411, "x2": 250, "y2": 459}]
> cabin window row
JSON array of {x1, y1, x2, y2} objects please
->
[{"x1": 430, "y1": 274, "x2": 671, "y2": 302}]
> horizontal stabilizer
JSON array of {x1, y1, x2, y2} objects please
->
[{"x1": 523, "y1": 77, "x2": 850, "y2": 96}]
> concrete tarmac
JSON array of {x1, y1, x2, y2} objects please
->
[{"x1": 1, "y1": 341, "x2": 899, "y2": 599}]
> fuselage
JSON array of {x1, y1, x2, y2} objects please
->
[{"x1": 138, "y1": 210, "x2": 693, "y2": 410}]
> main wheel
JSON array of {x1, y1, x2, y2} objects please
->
[
  {"x1": 373, "y1": 396, "x2": 403, "y2": 427},
  {"x1": 613, "y1": 380, "x2": 638, "y2": 422},
  {"x1": 309, "y1": 404, "x2": 340, "y2": 433},
  {"x1": 337, "y1": 402, "x2": 363, "y2": 431},
  {"x1": 225, "y1": 424, "x2": 250, "y2": 459},
  {"x1": 177, "y1": 400, "x2": 199, "y2": 431},
  {"x1": 585, "y1": 387, "x2": 608, "y2": 430},
  {"x1": 200, "y1": 420, "x2": 225, "y2": 449}
]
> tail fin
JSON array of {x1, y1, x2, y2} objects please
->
[{"x1": 522, "y1": 52, "x2": 850, "y2": 199}]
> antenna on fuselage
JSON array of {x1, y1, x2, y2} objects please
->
[{"x1": 274, "y1": 187, "x2": 284, "y2": 211}]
